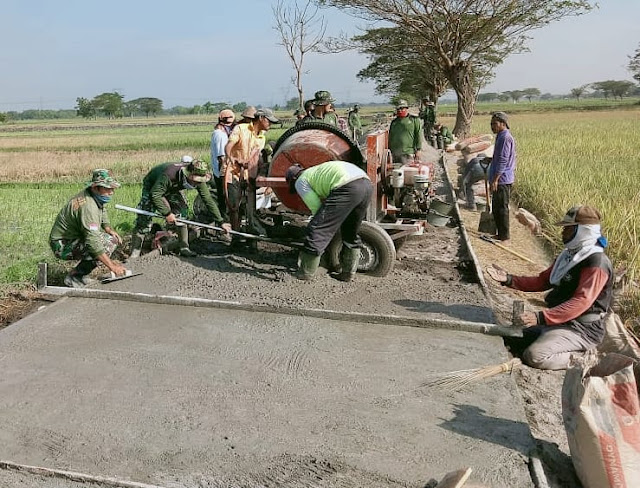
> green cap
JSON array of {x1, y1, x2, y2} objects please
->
[
  {"x1": 182, "y1": 160, "x2": 211, "y2": 183},
  {"x1": 87, "y1": 169, "x2": 120, "y2": 189},
  {"x1": 314, "y1": 90, "x2": 335, "y2": 106}
]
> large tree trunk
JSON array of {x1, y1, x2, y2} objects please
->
[{"x1": 446, "y1": 64, "x2": 476, "y2": 139}]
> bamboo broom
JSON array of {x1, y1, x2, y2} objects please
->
[{"x1": 418, "y1": 358, "x2": 522, "y2": 391}]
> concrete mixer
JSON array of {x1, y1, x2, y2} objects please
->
[{"x1": 196, "y1": 122, "x2": 438, "y2": 277}]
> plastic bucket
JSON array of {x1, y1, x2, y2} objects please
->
[{"x1": 429, "y1": 198, "x2": 453, "y2": 216}]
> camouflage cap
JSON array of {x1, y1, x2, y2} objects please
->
[
  {"x1": 182, "y1": 159, "x2": 211, "y2": 183},
  {"x1": 396, "y1": 99, "x2": 409, "y2": 109},
  {"x1": 87, "y1": 169, "x2": 120, "y2": 189},
  {"x1": 314, "y1": 90, "x2": 335, "y2": 106}
]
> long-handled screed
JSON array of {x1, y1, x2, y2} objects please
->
[{"x1": 115, "y1": 204, "x2": 304, "y2": 249}]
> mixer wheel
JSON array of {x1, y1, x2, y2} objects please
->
[{"x1": 327, "y1": 221, "x2": 396, "y2": 277}]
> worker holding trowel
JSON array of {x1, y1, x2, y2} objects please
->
[
  {"x1": 130, "y1": 157, "x2": 231, "y2": 258},
  {"x1": 486, "y1": 205, "x2": 613, "y2": 370},
  {"x1": 49, "y1": 169, "x2": 128, "y2": 288},
  {"x1": 285, "y1": 160, "x2": 372, "y2": 282}
]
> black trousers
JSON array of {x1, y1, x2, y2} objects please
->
[
  {"x1": 492, "y1": 183, "x2": 512, "y2": 240},
  {"x1": 213, "y1": 176, "x2": 226, "y2": 216},
  {"x1": 304, "y1": 178, "x2": 373, "y2": 255}
]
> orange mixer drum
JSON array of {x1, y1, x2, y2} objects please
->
[{"x1": 269, "y1": 127, "x2": 361, "y2": 213}]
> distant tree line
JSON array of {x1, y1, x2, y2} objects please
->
[{"x1": 478, "y1": 80, "x2": 640, "y2": 103}]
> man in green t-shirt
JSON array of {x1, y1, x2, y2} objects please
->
[
  {"x1": 388, "y1": 100, "x2": 422, "y2": 166},
  {"x1": 348, "y1": 104, "x2": 363, "y2": 141},
  {"x1": 49, "y1": 169, "x2": 128, "y2": 288},
  {"x1": 419, "y1": 99, "x2": 436, "y2": 145}
]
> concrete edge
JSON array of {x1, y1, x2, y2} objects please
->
[{"x1": 0, "y1": 459, "x2": 167, "y2": 488}]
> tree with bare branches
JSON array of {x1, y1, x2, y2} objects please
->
[
  {"x1": 316, "y1": 0, "x2": 595, "y2": 137},
  {"x1": 273, "y1": 0, "x2": 327, "y2": 110}
]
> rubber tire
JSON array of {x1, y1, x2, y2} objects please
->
[{"x1": 327, "y1": 221, "x2": 396, "y2": 277}]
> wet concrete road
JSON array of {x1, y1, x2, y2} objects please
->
[{"x1": 0, "y1": 296, "x2": 533, "y2": 487}]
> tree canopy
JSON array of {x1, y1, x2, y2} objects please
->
[
  {"x1": 628, "y1": 43, "x2": 640, "y2": 84},
  {"x1": 316, "y1": 0, "x2": 595, "y2": 137}
]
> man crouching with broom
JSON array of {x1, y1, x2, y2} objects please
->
[{"x1": 486, "y1": 205, "x2": 613, "y2": 370}]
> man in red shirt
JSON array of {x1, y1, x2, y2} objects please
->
[{"x1": 486, "y1": 205, "x2": 613, "y2": 370}]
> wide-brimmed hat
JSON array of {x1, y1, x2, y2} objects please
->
[
  {"x1": 555, "y1": 205, "x2": 601, "y2": 226},
  {"x1": 87, "y1": 169, "x2": 120, "y2": 189},
  {"x1": 314, "y1": 90, "x2": 335, "y2": 106},
  {"x1": 254, "y1": 108, "x2": 279, "y2": 123},
  {"x1": 182, "y1": 159, "x2": 211, "y2": 183},
  {"x1": 491, "y1": 111, "x2": 510, "y2": 129},
  {"x1": 241, "y1": 106, "x2": 257, "y2": 119}
]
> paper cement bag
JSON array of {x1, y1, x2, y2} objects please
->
[
  {"x1": 598, "y1": 312, "x2": 640, "y2": 361},
  {"x1": 562, "y1": 351, "x2": 640, "y2": 488}
]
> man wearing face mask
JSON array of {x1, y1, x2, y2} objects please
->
[
  {"x1": 131, "y1": 156, "x2": 231, "y2": 258},
  {"x1": 486, "y1": 205, "x2": 613, "y2": 370},
  {"x1": 50, "y1": 169, "x2": 128, "y2": 288},
  {"x1": 210, "y1": 108, "x2": 236, "y2": 216},
  {"x1": 388, "y1": 100, "x2": 422, "y2": 167}
]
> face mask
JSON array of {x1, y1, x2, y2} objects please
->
[
  {"x1": 397, "y1": 109, "x2": 409, "y2": 118},
  {"x1": 94, "y1": 193, "x2": 112, "y2": 204}
]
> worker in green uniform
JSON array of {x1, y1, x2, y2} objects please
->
[
  {"x1": 388, "y1": 100, "x2": 422, "y2": 166},
  {"x1": 419, "y1": 99, "x2": 436, "y2": 146},
  {"x1": 348, "y1": 104, "x2": 363, "y2": 141},
  {"x1": 49, "y1": 169, "x2": 128, "y2": 288},
  {"x1": 285, "y1": 160, "x2": 372, "y2": 282},
  {"x1": 131, "y1": 156, "x2": 231, "y2": 258},
  {"x1": 434, "y1": 123, "x2": 454, "y2": 149},
  {"x1": 300, "y1": 91, "x2": 338, "y2": 126}
]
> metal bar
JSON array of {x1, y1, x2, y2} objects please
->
[
  {"x1": 40, "y1": 286, "x2": 522, "y2": 338},
  {"x1": 114, "y1": 204, "x2": 303, "y2": 249}
]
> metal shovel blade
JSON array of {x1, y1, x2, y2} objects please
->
[{"x1": 478, "y1": 175, "x2": 496, "y2": 234}]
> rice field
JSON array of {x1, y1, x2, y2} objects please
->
[{"x1": 1, "y1": 107, "x2": 639, "y2": 318}]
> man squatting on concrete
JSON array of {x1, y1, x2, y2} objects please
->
[
  {"x1": 285, "y1": 160, "x2": 373, "y2": 282},
  {"x1": 49, "y1": 169, "x2": 127, "y2": 288},
  {"x1": 488, "y1": 111, "x2": 516, "y2": 241},
  {"x1": 486, "y1": 205, "x2": 613, "y2": 370},
  {"x1": 131, "y1": 157, "x2": 231, "y2": 258}
]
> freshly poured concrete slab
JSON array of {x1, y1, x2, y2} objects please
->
[{"x1": 0, "y1": 298, "x2": 533, "y2": 487}]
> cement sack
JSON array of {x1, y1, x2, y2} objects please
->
[
  {"x1": 598, "y1": 312, "x2": 640, "y2": 361},
  {"x1": 562, "y1": 350, "x2": 640, "y2": 488},
  {"x1": 455, "y1": 134, "x2": 493, "y2": 151},
  {"x1": 462, "y1": 140, "x2": 492, "y2": 155},
  {"x1": 515, "y1": 208, "x2": 542, "y2": 235}
]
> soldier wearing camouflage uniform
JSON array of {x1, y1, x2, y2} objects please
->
[
  {"x1": 49, "y1": 169, "x2": 127, "y2": 288},
  {"x1": 300, "y1": 91, "x2": 338, "y2": 126},
  {"x1": 131, "y1": 157, "x2": 230, "y2": 258}
]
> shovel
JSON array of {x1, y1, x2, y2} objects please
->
[{"x1": 477, "y1": 159, "x2": 496, "y2": 234}]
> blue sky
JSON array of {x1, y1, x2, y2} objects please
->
[{"x1": 1, "y1": 1, "x2": 638, "y2": 111}]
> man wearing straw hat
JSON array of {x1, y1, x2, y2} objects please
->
[
  {"x1": 486, "y1": 205, "x2": 613, "y2": 370},
  {"x1": 49, "y1": 169, "x2": 128, "y2": 288}
]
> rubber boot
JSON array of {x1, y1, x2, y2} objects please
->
[
  {"x1": 177, "y1": 224, "x2": 197, "y2": 257},
  {"x1": 129, "y1": 233, "x2": 144, "y2": 259},
  {"x1": 296, "y1": 252, "x2": 321, "y2": 281},
  {"x1": 334, "y1": 247, "x2": 360, "y2": 282}
]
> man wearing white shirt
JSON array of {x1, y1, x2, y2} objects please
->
[{"x1": 210, "y1": 109, "x2": 235, "y2": 216}]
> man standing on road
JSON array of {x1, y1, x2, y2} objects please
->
[
  {"x1": 224, "y1": 108, "x2": 279, "y2": 237},
  {"x1": 210, "y1": 109, "x2": 236, "y2": 217},
  {"x1": 49, "y1": 169, "x2": 127, "y2": 288},
  {"x1": 131, "y1": 157, "x2": 230, "y2": 258},
  {"x1": 285, "y1": 160, "x2": 372, "y2": 282},
  {"x1": 419, "y1": 99, "x2": 436, "y2": 146},
  {"x1": 486, "y1": 205, "x2": 613, "y2": 370},
  {"x1": 489, "y1": 111, "x2": 516, "y2": 242},
  {"x1": 348, "y1": 104, "x2": 363, "y2": 141},
  {"x1": 388, "y1": 100, "x2": 422, "y2": 167}
]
